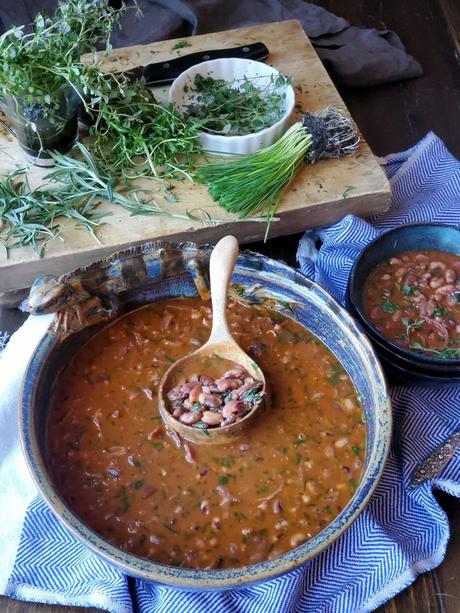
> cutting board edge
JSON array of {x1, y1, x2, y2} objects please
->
[{"x1": 0, "y1": 188, "x2": 391, "y2": 296}]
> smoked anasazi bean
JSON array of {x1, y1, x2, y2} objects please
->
[{"x1": 167, "y1": 363, "x2": 263, "y2": 429}]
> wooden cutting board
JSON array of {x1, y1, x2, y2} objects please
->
[{"x1": 0, "y1": 20, "x2": 390, "y2": 294}]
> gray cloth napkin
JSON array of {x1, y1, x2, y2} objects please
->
[{"x1": 0, "y1": 0, "x2": 422, "y2": 86}]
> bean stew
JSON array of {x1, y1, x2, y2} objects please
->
[
  {"x1": 47, "y1": 297, "x2": 365, "y2": 569},
  {"x1": 363, "y1": 249, "x2": 460, "y2": 358}
]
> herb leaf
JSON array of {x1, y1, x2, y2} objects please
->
[
  {"x1": 380, "y1": 301, "x2": 399, "y2": 314},
  {"x1": 184, "y1": 72, "x2": 290, "y2": 136}
]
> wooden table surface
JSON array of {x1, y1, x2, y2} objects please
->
[{"x1": 1, "y1": 0, "x2": 459, "y2": 611}]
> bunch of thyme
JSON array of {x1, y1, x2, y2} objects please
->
[
  {"x1": 86, "y1": 77, "x2": 203, "y2": 180},
  {"x1": 0, "y1": 0, "x2": 127, "y2": 119}
]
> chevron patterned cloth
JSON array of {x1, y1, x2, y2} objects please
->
[{"x1": 1, "y1": 132, "x2": 460, "y2": 612}]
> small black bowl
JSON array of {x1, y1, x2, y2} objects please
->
[{"x1": 346, "y1": 223, "x2": 460, "y2": 385}]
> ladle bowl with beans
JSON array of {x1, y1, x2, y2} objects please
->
[{"x1": 347, "y1": 223, "x2": 460, "y2": 384}]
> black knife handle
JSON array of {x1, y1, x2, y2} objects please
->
[{"x1": 142, "y1": 42, "x2": 269, "y2": 86}]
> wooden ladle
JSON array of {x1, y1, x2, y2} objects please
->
[{"x1": 158, "y1": 235, "x2": 268, "y2": 445}]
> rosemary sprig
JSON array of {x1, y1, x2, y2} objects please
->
[{"x1": 0, "y1": 144, "x2": 271, "y2": 256}]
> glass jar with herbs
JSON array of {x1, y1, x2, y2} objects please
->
[
  {"x1": 0, "y1": 0, "x2": 121, "y2": 165},
  {"x1": 0, "y1": 86, "x2": 80, "y2": 165}
]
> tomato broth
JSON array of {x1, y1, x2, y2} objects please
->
[
  {"x1": 47, "y1": 298, "x2": 365, "y2": 569},
  {"x1": 363, "y1": 249, "x2": 460, "y2": 358}
]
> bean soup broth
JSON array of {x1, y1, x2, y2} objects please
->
[
  {"x1": 48, "y1": 298, "x2": 365, "y2": 569},
  {"x1": 363, "y1": 250, "x2": 460, "y2": 358}
]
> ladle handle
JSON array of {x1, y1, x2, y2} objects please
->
[{"x1": 208, "y1": 235, "x2": 239, "y2": 345}]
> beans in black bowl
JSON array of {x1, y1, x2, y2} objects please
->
[{"x1": 346, "y1": 223, "x2": 460, "y2": 384}]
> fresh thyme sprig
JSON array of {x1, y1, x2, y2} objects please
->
[
  {"x1": 87, "y1": 79, "x2": 203, "y2": 180},
  {"x1": 183, "y1": 73, "x2": 290, "y2": 136},
  {"x1": 0, "y1": 1, "x2": 129, "y2": 115}
]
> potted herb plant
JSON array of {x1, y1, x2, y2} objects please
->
[{"x1": 0, "y1": 0, "x2": 123, "y2": 165}]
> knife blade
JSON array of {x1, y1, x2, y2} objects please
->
[{"x1": 123, "y1": 41, "x2": 269, "y2": 86}]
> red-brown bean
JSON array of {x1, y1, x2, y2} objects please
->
[
  {"x1": 430, "y1": 261, "x2": 447, "y2": 271},
  {"x1": 179, "y1": 411, "x2": 202, "y2": 425},
  {"x1": 188, "y1": 384, "x2": 203, "y2": 403},
  {"x1": 445, "y1": 268, "x2": 457, "y2": 283},
  {"x1": 198, "y1": 392, "x2": 222, "y2": 408},
  {"x1": 223, "y1": 368, "x2": 245, "y2": 379},
  {"x1": 216, "y1": 378, "x2": 242, "y2": 392},
  {"x1": 222, "y1": 399, "x2": 244, "y2": 418},
  {"x1": 430, "y1": 277, "x2": 445, "y2": 289},
  {"x1": 201, "y1": 411, "x2": 223, "y2": 426}
]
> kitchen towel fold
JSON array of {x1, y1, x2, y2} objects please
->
[
  {"x1": 1, "y1": 132, "x2": 460, "y2": 612},
  {"x1": 0, "y1": 0, "x2": 422, "y2": 87}
]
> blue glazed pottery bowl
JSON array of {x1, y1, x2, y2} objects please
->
[
  {"x1": 20, "y1": 242, "x2": 391, "y2": 590},
  {"x1": 347, "y1": 223, "x2": 460, "y2": 384}
]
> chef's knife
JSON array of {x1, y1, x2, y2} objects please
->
[{"x1": 123, "y1": 41, "x2": 269, "y2": 86}]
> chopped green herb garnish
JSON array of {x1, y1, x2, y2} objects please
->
[
  {"x1": 410, "y1": 342, "x2": 460, "y2": 359},
  {"x1": 326, "y1": 363, "x2": 344, "y2": 385},
  {"x1": 342, "y1": 185, "x2": 356, "y2": 199},
  {"x1": 400, "y1": 317, "x2": 424, "y2": 338},
  {"x1": 172, "y1": 39, "x2": 191, "y2": 50},
  {"x1": 194, "y1": 422, "x2": 210, "y2": 435},
  {"x1": 133, "y1": 480, "x2": 144, "y2": 490},
  {"x1": 351, "y1": 445, "x2": 362, "y2": 456},
  {"x1": 348, "y1": 478, "x2": 358, "y2": 494},
  {"x1": 258, "y1": 528, "x2": 269, "y2": 537},
  {"x1": 214, "y1": 456, "x2": 235, "y2": 467},
  {"x1": 164, "y1": 522, "x2": 177, "y2": 533},
  {"x1": 402, "y1": 284, "x2": 413, "y2": 296},
  {"x1": 119, "y1": 485, "x2": 130, "y2": 513},
  {"x1": 380, "y1": 301, "x2": 399, "y2": 314}
]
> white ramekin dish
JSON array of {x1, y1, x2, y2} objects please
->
[{"x1": 168, "y1": 57, "x2": 296, "y2": 155}]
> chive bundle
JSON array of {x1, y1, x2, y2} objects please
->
[{"x1": 194, "y1": 107, "x2": 359, "y2": 225}]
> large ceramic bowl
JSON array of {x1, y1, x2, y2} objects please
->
[
  {"x1": 20, "y1": 242, "x2": 391, "y2": 590},
  {"x1": 347, "y1": 223, "x2": 460, "y2": 384}
]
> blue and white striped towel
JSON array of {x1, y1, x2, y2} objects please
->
[{"x1": 1, "y1": 131, "x2": 460, "y2": 612}]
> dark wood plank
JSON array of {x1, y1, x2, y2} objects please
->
[
  {"x1": 312, "y1": 0, "x2": 460, "y2": 157},
  {"x1": 310, "y1": 3, "x2": 460, "y2": 611},
  {"x1": 434, "y1": 494, "x2": 460, "y2": 613},
  {"x1": 440, "y1": 0, "x2": 460, "y2": 63}
]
